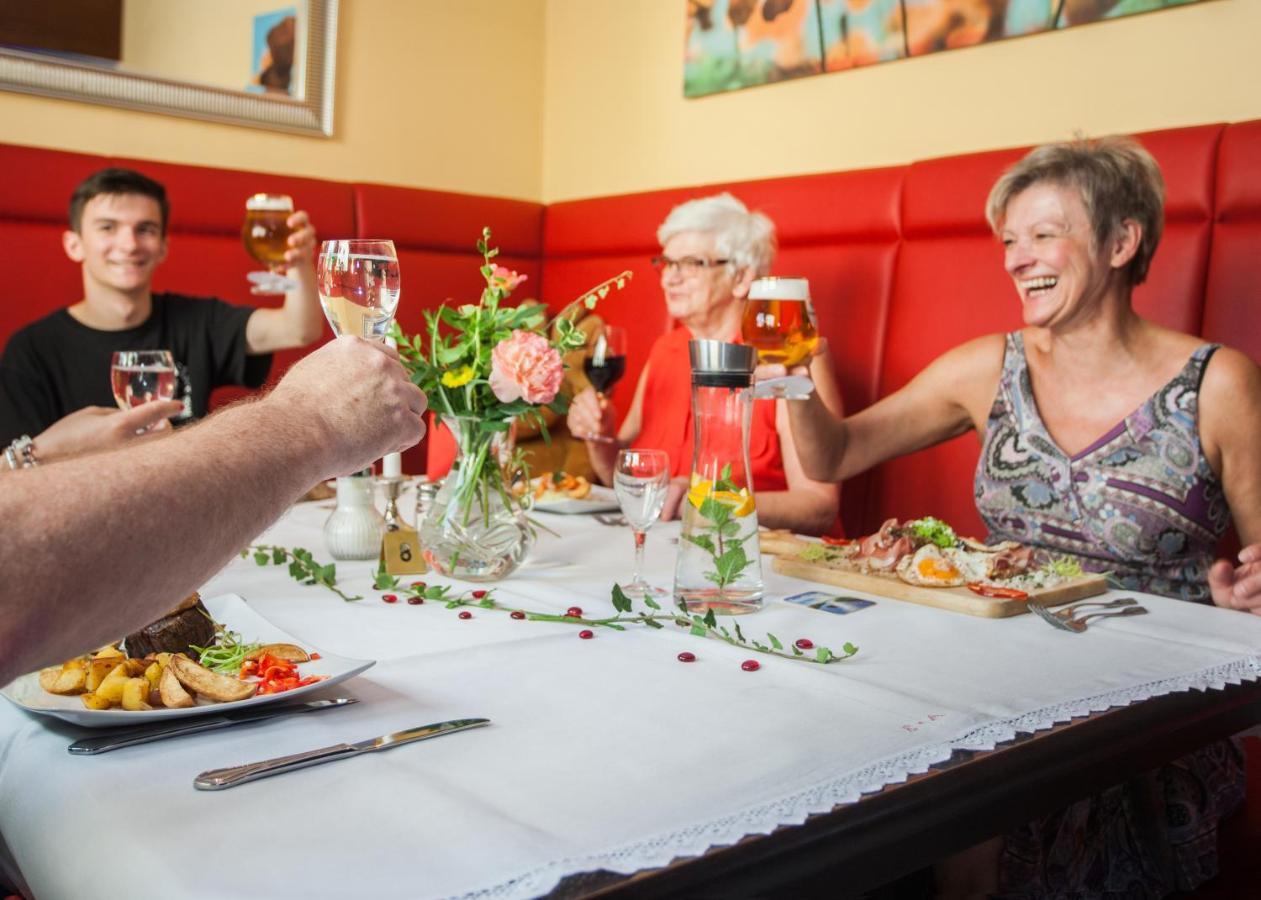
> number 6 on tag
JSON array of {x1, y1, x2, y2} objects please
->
[{"x1": 382, "y1": 527, "x2": 428, "y2": 575}]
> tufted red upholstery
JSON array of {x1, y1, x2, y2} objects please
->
[{"x1": 2, "y1": 119, "x2": 1256, "y2": 536}]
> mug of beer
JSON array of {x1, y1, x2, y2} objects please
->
[
  {"x1": 242, "y1": 193, "x2": 298, "y2": 294},
  {"x1": 742, "y1": 276, "x2": 817, "y2": 399}
]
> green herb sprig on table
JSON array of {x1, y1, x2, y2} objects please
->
[{"x1": 242, "y1": 545, "x2": 363, "y2": 602}]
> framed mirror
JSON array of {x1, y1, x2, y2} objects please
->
[{"x1": 0, "y1": 0, "x2": 337, "y2": 137}]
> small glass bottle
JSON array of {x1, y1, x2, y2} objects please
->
[
  {"x1": 324, "y1": 472, "x2": 386, "y2": 560},
  {"x1": 673, "y1": 340, "x2": 764, "y2": 614}
]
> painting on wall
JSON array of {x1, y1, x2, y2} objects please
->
[
  {"x1": 250, "y1": 7, "x2": 297, "y2": 96},
  {"x1": 685, "y1": 0, "x2": 1205, "y2": 97}
]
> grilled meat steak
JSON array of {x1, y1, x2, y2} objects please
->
[{"x1": 124, "y1": 593, "x2": 216, "y2": 659}]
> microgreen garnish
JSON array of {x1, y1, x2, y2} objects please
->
[
  {"x1": 190, "y1": 624, "x2": 262, "y2": 675},
  {"x1": 243, "y1": 545, "x2": 362, "y2": 602}
]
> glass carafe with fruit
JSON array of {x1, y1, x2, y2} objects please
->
[
  {"x1": 742, "y1": 276, "x2": 818, "y2": 400},
  {"x1": 673, "y1": 340, "x2": 764, "y2": 615}
]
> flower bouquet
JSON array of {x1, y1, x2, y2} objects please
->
[{"x1": 393, "y1": 228, "x2": 629, "y2": 581}]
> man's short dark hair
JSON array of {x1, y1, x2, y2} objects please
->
[{"x1": 69, "y1": 168, "x2": 170, "y2": 236}]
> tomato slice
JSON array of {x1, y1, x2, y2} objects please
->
[{"x1": 967, "y1": 582, "x2": 1029, "y2": 600}]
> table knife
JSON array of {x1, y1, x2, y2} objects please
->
[
  {"x1": 68, "y1": 698, "x2": 358, "y2": 755},
  {"x1": 193, "y1": 717, "x2": 491, "y2": 790}
]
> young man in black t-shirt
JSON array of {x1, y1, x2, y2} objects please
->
[{"x1": 0, "y1": 168, "x2": 325, "y2": 455}]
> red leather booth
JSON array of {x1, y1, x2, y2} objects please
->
[{"x1": 2, "y1": 119, "x2": 1257, "y2": 538}]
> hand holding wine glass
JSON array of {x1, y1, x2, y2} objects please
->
[
  {"x1": 316, "y1": 239, "x2": 401, "y2": 341},
  {"x1": 613, "y1": 448, "x2": 670, "y2": 599}
]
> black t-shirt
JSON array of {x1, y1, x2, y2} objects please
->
[{"x1": 0, "y1": 293, "x2": 272, "y2": 443}]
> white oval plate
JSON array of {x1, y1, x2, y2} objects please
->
[
  {"x1": 0, "y1": 593, "x2": 374, "y2": 729},
  {"x1": 531, "y1": 483, "x2": 621, "y2": 515}
]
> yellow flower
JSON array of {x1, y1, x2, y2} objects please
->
[{"x1": 441, "y1": 365, "x2": 475, "y2": 388}]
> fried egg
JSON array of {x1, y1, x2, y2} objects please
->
[{"x1": 896, "y1": 544, "x2": 967, "y2": 587}]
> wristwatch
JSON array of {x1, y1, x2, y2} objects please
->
[{"x1": 3, "y1": 435, "x2": 38, "y2": 470}]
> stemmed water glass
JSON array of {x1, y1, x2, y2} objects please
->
[
  {"x1": 110, "y1": 350, "x2": 177, "y2": 410},
  {"x1": 316, "y1": 239, "x2": 401, "y2": 341},
  {"x1": 613, "y1": 449, "x2": 670, "y2": 599},
  {"x1": 242, "y1": 194, "x2": 298, "y2": 295}
]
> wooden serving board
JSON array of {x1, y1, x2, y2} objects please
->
[{"x1": 761, "y1": 532, "x2": 1108, "y2": 618}]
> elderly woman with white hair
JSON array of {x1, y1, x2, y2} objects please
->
[
  {"x1": 778, "y1": 135, "x2": 1261, "y2": 895},
  {"x1": 566, "y1": 193, "x2": 842, "y2": 535}
]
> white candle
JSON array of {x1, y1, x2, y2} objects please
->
[{"x1": 382, "y1": 334, "x2": 403, "y2": 478}]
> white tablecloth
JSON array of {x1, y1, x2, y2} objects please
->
[{"x1": 3, "y1": 500, "x2": 1261, "y2": 899}]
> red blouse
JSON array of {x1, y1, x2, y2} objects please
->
[{"x1": 634, "y1": 326, "x2": 788, "y2": 492}]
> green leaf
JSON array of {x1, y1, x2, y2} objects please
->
[
  {"x1": 792, "y1": 645, "x2": 803, "y2": 656},
  {"x1": 698, "y1": 497, "x2": 731, "y2": 527},
  {"x1": 843, "y1": 642, "x2": 858, "y2": 655},
  {"x1": 703, "y1": 608, "x2": 718, "y2": 628},
  {"x1": 713, "y1": 545, "x2": 749, "y2": 587},
  {"x1": 614, "y1": 584, "x2": 639, "y2": 612},
  {"x1": 768, "y1": 633, "x2": 783, "y2": 650},
  {"x1": 643, "y1": 595, "x2": 661, "y2": 610},
  {"x1": 682, "y1": 532, "x2": 716, "y2": 555},
  {"x1": 734, "y1": 621, "x2": 745, "y2": 642},
  {"x1": 816, "y1": 647, "x2": 833, "y2": 663},
  {"x1": 689, "y1": 623, "x2": 708, "y2": 637},
  {"x1": 253, "y1": 551, "x2": 268, "y2": 566},
  {"x1": 272, "y1": 547, "x2": 286, "y2": 565},
  {"x1": 644, "y1": 617, "x2": 663, "y2": 629},
  {"x1": 288, "y1": 561, "x2": 304, "y2": 579}
]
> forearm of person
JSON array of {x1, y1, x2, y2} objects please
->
[
  {"x1": 0, "y1": 397, "x2": 327, "y2": 682},
  {"x1": 755, "y1": 489, "x2": 838, "y2": 535},
  {"x1": 785, "y1": 392, "x2": 850, "y2": 482},
  {"x1": 244, "y1": 264, "x2": 324, "y2": 353},
  {"x1": 809, "y1": 342, "x2": 845, "y2": 418}
]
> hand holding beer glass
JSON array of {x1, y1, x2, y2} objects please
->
[
  {"x1": 242, "y1": 193, "x2": 299, "y2": 295},
  {"x1": 741, "y1": 276, "x2": 818, "y2": 399}
]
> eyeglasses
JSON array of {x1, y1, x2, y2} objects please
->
[{"x1": 650, "y1": 255, "x2": 731, "y2": 276}]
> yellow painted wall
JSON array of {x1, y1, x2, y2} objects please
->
[
  {"x1": 0, "y1": 0, "x2": 546, "y2": 201},
  {"x1": 541, "y1": 0, "x2": 1261, "y2": 201},
  {"x1": 3, "y1": 1, "x2": 1258, "y2": 204}
]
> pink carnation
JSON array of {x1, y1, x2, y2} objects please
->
[
  {"x1": 489, "y1": 330, "x2": 563, "y2": 405},
  {"x1": 488, "y1": 265, "x2": 527, "y2": 293}
]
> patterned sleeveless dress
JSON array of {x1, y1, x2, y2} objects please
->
[{"x1": 976, "y1": 333, "x2": 1244, "y2": 897}]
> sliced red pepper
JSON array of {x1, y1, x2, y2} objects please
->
[
  {"x1": 821, "y1": 536, "x2": 854, "y2": 546},
  {"x1": 967, "y1": 582, "x2": 1029, "y2": 600}
]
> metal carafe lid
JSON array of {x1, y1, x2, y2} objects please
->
[{"x1": 689, "y1": 339, "x2": 755, "y2": 387}]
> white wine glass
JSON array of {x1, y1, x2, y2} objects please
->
[
  {"x1": 613, "y1": 448, "x2": 670, "y2": 599},
  {"x1": 110, "y1": 350, "x2": 177, "y2": 411},
  {"x1": 316, "y1": 239, "x2": 401, "y2": 340}
]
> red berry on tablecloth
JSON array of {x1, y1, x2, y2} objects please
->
[
  {"x1": 578, "y1": 629, "x2": 594, "y2": 639},
  {"x1": 741, "y1": 659, "x2": 760, "y2": 672},
  {"x1": 458, "y1": 610, "x2": 473, "y2": 620},
  {"x1": 794, "y1": 638, "x2": 814, "y2": 650},
  {"x1": 510, "y1": 610, "x2": 526, "y2": 620},
  {"x1": 471, "y1": 590, "x2": 488, "y2": 599},
  {"x1": 566, "y1": 606, "x2": 583, "y2": 618},
  {"x1": 382, "y1": 594, "x2": 398, "y2": 604},
  {"x1": 677, "y1": 651, "x2": 696, "y2": 663},
  {"x1": 407, "y1": 597, "x2": 423, "y2": 605}
]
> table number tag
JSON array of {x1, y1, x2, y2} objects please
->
[{"x1": 382, "y1": 527, "x2": 428, "y2": 575}]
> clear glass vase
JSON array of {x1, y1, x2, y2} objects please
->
[{"x1": 419, "y1": 416, "x2": 533, "y2": 581}]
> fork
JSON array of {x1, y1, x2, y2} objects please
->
[
  {"x1": 594, "y1": 513, "x2": 627, "y2": 527},
  {"x1": 1059, "y1": 606, "x2": 1148, "y2": 632},
  {"x1": 1053, "y1": 597, "x2": 1139, "y2": 618}
]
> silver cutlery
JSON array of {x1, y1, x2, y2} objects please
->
[
  {"x1": 193, "y1": 717, "x2": 491, "y2": 790},
  {"x1": 594, "y1": 513, "x2": 627, "y2": 527},
  {"x1": 1053, "y1": 597, "x2": 1139, "y2": 618},
  {"x1": 69, "y1": 698, "x2": 358, "y2": 755},
  {"x1": 1027, "y1": 599, "x2": 1147, "y2": 632},
  {"x1": 1059, "y1": 606, "x2": 1149, "y2": 632}
]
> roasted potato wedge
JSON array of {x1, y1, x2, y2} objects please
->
[
  {"x1": 38, "y1": 667, "x2": 61, "y2": 693},
  {"x1": 92, "y1": 645, "x2": 124, "y2": 660},
  {"x1": 79, "y1": 692, "x2": 113, "y2": 710},
  {"x1": 46, "y1": 663, "x2": 88, "y2": 696},
  {"x1": 143, "y1": 662, "x2": 162, "y2": 692},
  {"x1": 95, "y1": 663, "x2": 131, "y2": 704},
  {"x1": 567, "y1": 476, "x2": 592, "y2": 499},
  {"x1": 158, "y1": 665, "x2": 196, "y2": 709},
  {"x1": 169, "y1": 655, "x2": 257, "y2": 702},
  {"x1": 120, "y1": 678, "x2": 153, "y2": 711},
  {"x1": 244, "y1": 643, "x2": 311, "y2": 663},
  {"x1": 86, "y1": 657, "x2": 122, "y2": 692}
]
